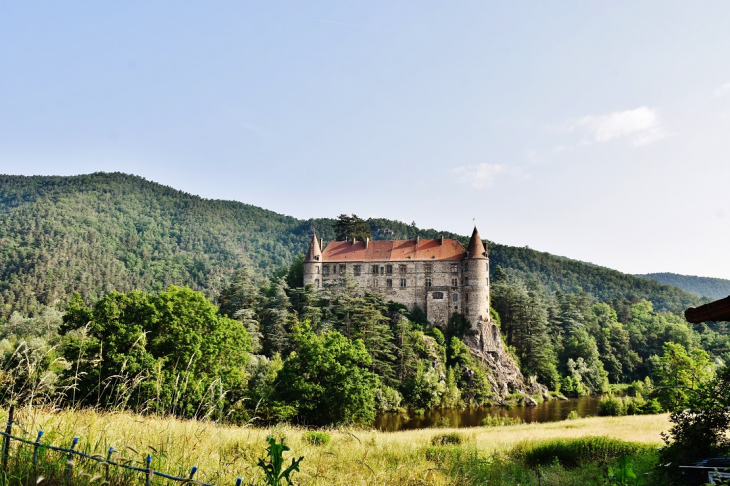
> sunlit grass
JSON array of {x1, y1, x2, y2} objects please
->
[{"x1": 2, "y1": 407, "x2": 670, "y2": 485}]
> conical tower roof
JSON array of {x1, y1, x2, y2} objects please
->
[
  {"x1": 466, "y1": 226, "x2": 487, "y2": 259},
  {"x1": 305, "y1": 234, "x2": 322, "y2": 262}
]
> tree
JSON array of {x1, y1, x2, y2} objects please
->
[
  {"x1": 274, "y1": 325, "x2": 379, "y2": 425},
  {"x1": 60, "y1": 286, "x2": 252, "y2": 417},
  {"x1": 652, "y1": 342, "x2": 713, "y2": 412},
  {"x1": 334, "y1": 214, "x2": 372, "y2": 242}
]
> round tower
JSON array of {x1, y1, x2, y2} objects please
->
[
  {"x1": 463, "y1": 227, "x2": 489, "y2": 327},
  {"x1": 303, "y1": 234, "x2": 322, "y2": 288}
]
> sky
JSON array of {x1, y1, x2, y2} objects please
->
[{"x1": 2, "y1": 2, "x2": 730, "y2": 278}]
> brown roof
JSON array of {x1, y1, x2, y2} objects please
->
[
  {"x1": 321, "y1": 238, "x2": 465, "y2": 262},
  {"x1": 685, "y1": 296, "x2": 730, "y2": 323},
  {"x1": 466, "y1": 227, "x2": 487, "y2": 259},
  {"x1": 304, "y1": 234, "x2": 322, "y2": 262}
]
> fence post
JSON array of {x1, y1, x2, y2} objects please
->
[
  {"x1": 189, "y1": 465, "x2": 198, "y2": 481},
  {"x1": 145, "y1": 454, "x2": 152, "y2": 486},
  {"x1": 65, "y1": 437, "x2": 78, "y2": 486},
  {"x1": 235, "y1": 478, "x2": 242, "y2": 486},
  {"x1": 32, "y1": 430, "x2": 44, "y2": 481},
  {"x1": 105, "y1": 446, "x2": 114, "y2": 482},
  {"x1": 1, "y1": 405, "x2": 14, "y2": 485}
]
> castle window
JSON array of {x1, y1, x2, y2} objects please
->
[
  {"x1": 315, "y1": 255, "x2": 320, "y2": 261},
  {"x1": 465, "y1": 263, "x2": 469, "y2": 271},
  {"x1": 433, "y1": 292, "x2": 444, "y2": 299},
  {"x1": 380, "y1": 266, "x2": 384, "y2": 275},
  {"x1": 315, "y1": 279, "x2": 319, "y2": 287},
  {"x1": 451, "y1": 278, "x2": 458, "y2": 287},
  {"x1": 399, "y1": 265, "x2": 407, "y2": 274},
  {"x1": 354, "y1": 265, "x2": 361, "y2": 276},
  {"x1": 373, "y1": 278, "x2": 379, "y2": 287},
  {"x1": 339, "y1": 264, "x2": 346, "y2": 274},
  {"x1": 453, "y1": 293, "x2": 459, "y2": 302},
  {"x1": 424, "y1": 264, "x2": 432, "y2": 273},
  {"x1": 465, "y1": 277, "x2": 470, "y2": 286},
  {"x1": 400, "y1": 278, "x2": 407, "y2": 288},
  {"x1": 386, "y1": 278, "x2": 392, "y2": 288},
  {"x1": 465, "y1": 293, "x2": 469, "y2": 302},
  {"x1": 425, "y1": 277, "x2": 432, "y2": 288},
  {"x1": 323, "y1": 265, "x2": 330, "y2": 276},
  {"x1": 372, "y1": 265, "x2": 379, "y2": 274},
  {"x1": 386, "y1": 265, "x2": 393, "y2": 274},
  {"x1": 451, "y1": 264, "x2": 459, "y2": 274},
  {"x1": 316, "y1": 267, "x2": 320, "y2": 274}
]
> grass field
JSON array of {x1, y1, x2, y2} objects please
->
[{"x1": 2, "y1": 407, "x2": 670, "y2": 485}]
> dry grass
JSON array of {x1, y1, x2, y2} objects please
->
[{"x1": 3, "y1": 407, "x2": 671, "y2": 485}]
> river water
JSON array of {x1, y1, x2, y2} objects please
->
[{"x1": 373, "y1": 395, "x2": 606, "y2": 431}]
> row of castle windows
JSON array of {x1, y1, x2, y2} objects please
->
[{"x1": 318, "y1": 263, "x2": 488, "y2": 276}]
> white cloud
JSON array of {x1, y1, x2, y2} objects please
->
[
  {"x1": 715, "y1": 83, "x2": 730, "y2": 97},
  {"x1": 573, "y1": 106, "x2": 666, "y2": 145},
  {"x1": 453, "y1": 163, "x2": 504, "y2": 189}
]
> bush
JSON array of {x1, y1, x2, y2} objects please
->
[
  {"x1": 480, "y1": 415, "x2": 523, "y2": 427},
  {"x1": 431, "y1": 432, "x2": 464, "y2": 446},
  {"x1": 512, "y1": 437, "x2": 655, "y2": 468},
  {"x1": 566, "y1": 410, "x2": 580, "y2": 420},
  {"x1": 638, "y1": 398, "x2": 662, "y2": 415},
  {"x1": 436, "y1": 417, "x2": 451, "y2": 428},
  {"x1": 598, "y1": 395, "x2": 625, "y2": 416},
  {"x1": 302, "y1": 431, "x2": 331, "y2": 446}
]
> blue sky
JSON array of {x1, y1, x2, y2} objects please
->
[{"x1": 3, "y1": 2, "x2": 730, "y2": 278}]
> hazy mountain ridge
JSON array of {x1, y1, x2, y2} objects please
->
[
  {"x1": 0, "y1": 172, "x2": 701, "y2": 317},
  {"x1": 637, "y1": 272, "x2": 730, "y2": 300}
]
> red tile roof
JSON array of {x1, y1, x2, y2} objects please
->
[{"x1": 321, "y1": 239, "x2": 466, "y2": 262}]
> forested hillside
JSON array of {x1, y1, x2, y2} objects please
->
[
  {"x1": 637, "y1": 272, "x2": 730, "y2": 300},
  {"x1": 0, "y1": 172, "x2": 701, "y2": 317}
]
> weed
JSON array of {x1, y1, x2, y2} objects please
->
[
  {"x1": 302, "y1": 430, "x2": 330, "y2": 446},
  {"x1": 256, "y1": 436, "x2": 303, "y2": 486},
  {"x1": 431, "y1": 432, "x2": 464, "y2": 446}
]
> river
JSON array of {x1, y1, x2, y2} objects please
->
[{"x1": 373, "y1": 394, "x2": 607, "y2": 431}]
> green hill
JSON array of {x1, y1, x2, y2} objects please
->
[
  {"x1": 637, "y1": 272, "x2": 730, "y2": 300},
  {"x1": 0, "y1": 172, "x2": 701, "y2": 317}
]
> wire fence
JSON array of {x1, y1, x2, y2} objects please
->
[{"x1": 0, "y1": 406, "x2": 245, "y2": 486}]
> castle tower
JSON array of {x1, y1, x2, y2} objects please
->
[
  {"x1": 303, "y1": 234, "x2": 322, "y2": 288},
  {"x1": 463, "y1": 226, "x2": 489, "y2": 328}
]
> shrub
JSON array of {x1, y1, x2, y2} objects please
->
[
  {"x1": 513, "y1": 436, "x2": 655, "y2": 468},
  {"x1": 431, "y1": 432, "x2": 464, "y2": 446},
  {"x1": 480, "y1": 415, "x2": 523, "y2": 427},
  {"x1": 436, "y1": 416, "x2": 451, "y2": 428},
  {"x1": 566, "y1": 410, "x2": 580, "y2": 420},
  {"x1": 302, "y1": 431, "x2": 331, "y2": 446},
  {"x1": 638, "y1": 398, "x2": 662, "y2": 415},
  {"x1": 598, "y1": 395, "x2": 625, "y2": 416}
]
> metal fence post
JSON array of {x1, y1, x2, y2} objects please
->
[
  {"x1": 32, "y1": 430, "x2": 43, "y2": 480},
  {"x1": 105, "y1": 446, "x2": 114, "y2": 482},
  {"x1": 235, "y1": 478, "x2": 242, "y2": 486},
  {"x1": 1, "y1": 405, "x2": 14, "y2": 486},
  {"x1": 189, "y1": 465, "x2": 198, "y2": 481},
  {"x1": 65, "y1": 437, "x2": 78, "y2": 486},
  {"x1": 145, "y1": 454, "x2": 152, "y2": 486}
]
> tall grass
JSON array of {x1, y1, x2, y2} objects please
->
[{"x1": 0, "y1": 407, "x2": 670, "y2": 486}]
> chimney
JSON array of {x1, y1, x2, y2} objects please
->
[
  {"x1": 365, "y1": 237, "x2": 369, "y2": 249},
  {"x1": 351, "y1": 238, "x2": 356, "y2": 246},
  {"x1": 439, "y1": 235, "x2": 443, "y2": 245},
  {"x1": 416, "y1": 235, "x2": 420, "y2": 243}
]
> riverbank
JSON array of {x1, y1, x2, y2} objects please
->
[{"x1": 1, "y1": 407, "x2": 670, "y2": 485}]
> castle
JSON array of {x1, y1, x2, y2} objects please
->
[{"x1": 303, "y1": 227, "x2": 500, "y2": 355}]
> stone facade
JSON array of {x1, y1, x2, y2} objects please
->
[{"x1": 303, "y1": 227, "x2": 500, "y2": 355}]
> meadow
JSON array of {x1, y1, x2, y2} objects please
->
[{"x1": 0, "y1": 407, "x2": 670, "y2": 485}]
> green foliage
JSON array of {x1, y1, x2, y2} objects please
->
[
  {"x1": 431, "y1": 432, "x2": 464, "y2": 446},
  {"x1": 598, "y1": 395, "x2": 626, "y2": 417},
  {"x1": 608, "y1": 455, "x2": 646, "y2": 486},
  {"x1": 59, "y1": 286, "x2": 251, "y2": 417},
  {"x1": 480, "y1": 415, "x2": 524, "y2": 427},
  {"x1": 513, "y1": 437, "x2": 656, "y2": 468},
  {"x1": 302, "y1": 431, "x2": 331, "y2": 446},
  {"x1": 651, "y1": 341, "x2": 713, "y2": 411},
  {"x1": 274, "y1": 325, "x2": 379, "y2": 425},
  {"x1": 334, "y1": 214, "x2": 372, "y2": 242},
  {"x1": 257, "y1": 436, "x2": 303, "y2": 486},
  {"x1": 638, "y1": 272, "x2": 730, "y2": 300}
]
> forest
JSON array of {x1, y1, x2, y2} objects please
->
[
  {"x1": 0, "y1": 173, "x2": 727, "y2": 430},
  {"x1": 0, "y1": 172, "x2": 704, "y2": 319}
]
